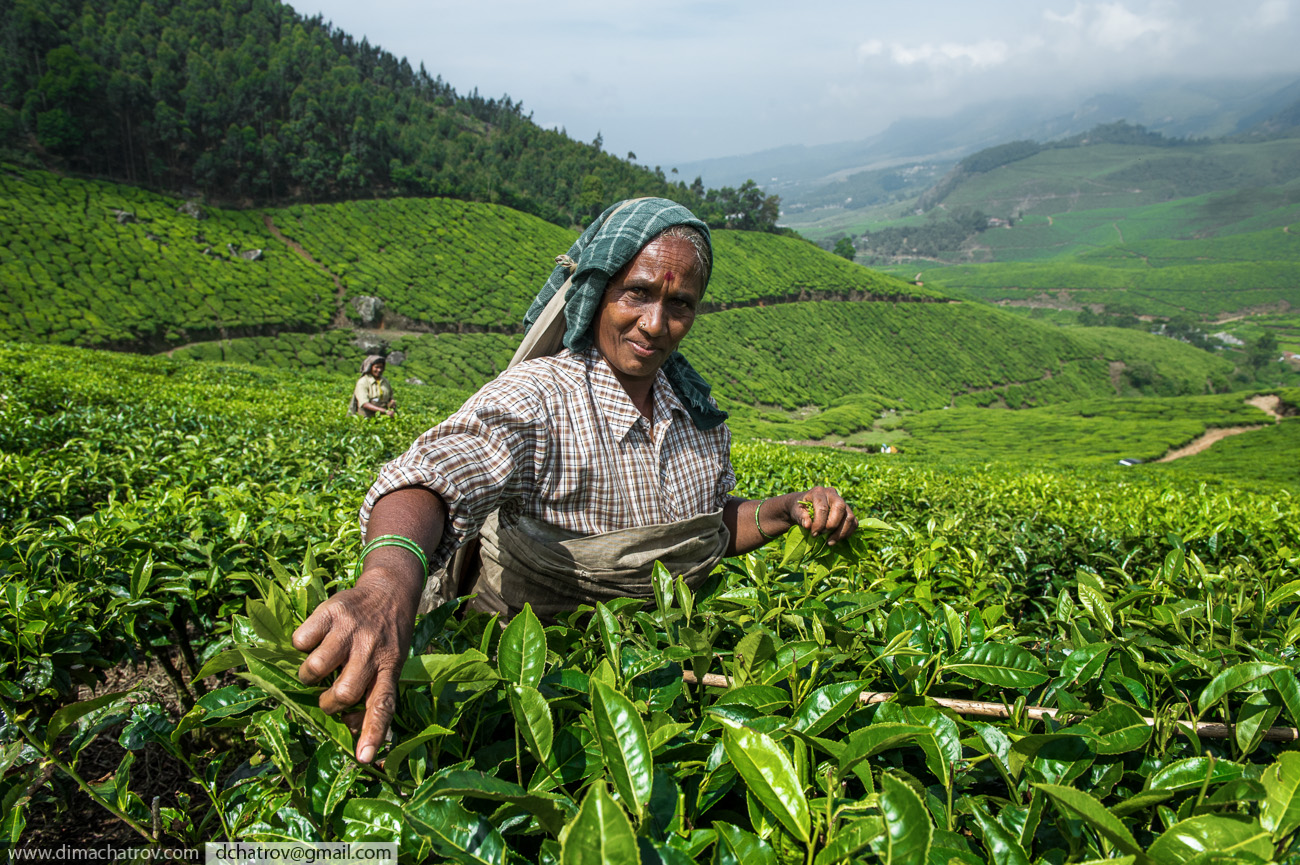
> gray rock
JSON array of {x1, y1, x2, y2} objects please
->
[
  {"x1": 237, "y1": 247, "x2": 263, "y2": 261},
  {"x1": 404, "y1": 377, "x2": 425, "y2": 386},
  {"x1": 386, "y1": 350, "x2": 406, "y2": 366},
  {"x1": 352, "y1": 332, "x2": 388, "y2": 354},
  {"x1": 352, "y1": 295, "x2": 385, "y2": 327},
  {"x1": 112, "y1": 209, "x2": 136, "y2": 224},
  {"x1": 177, "y1": 201, "x2": 206, "y2": 220}
]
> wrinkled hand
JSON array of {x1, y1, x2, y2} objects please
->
[
  {"x1": 786, "y1": 486, "x2": 858, "y2": 546},
  {"x1": 292, "y1": 570, "x2": 419, "y2": 763}
]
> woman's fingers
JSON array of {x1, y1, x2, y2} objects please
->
[
  {"x1": 830, "y1": 510, "x2": 858, "y2": 545},
  {"x1": 800, "y1": 486, "x2": 858, "y2": 544},
  {"x1": 291, "y1": 604, "x2": 332, "y2": 654},
  {"x1": 356, "y1": 668, "x2": 401, "y2": 764},
  {"x1": 822, "y1": 495, "x2": 848, "y2": 543},
  {"x1": 297, "y1": 627, "x2": 350, "y2": 685}
]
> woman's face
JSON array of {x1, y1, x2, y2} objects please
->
[
  {"x1": 370, "y1": 362, "x2": 385, "y2": 378},
  {"x1": 594, "y1": 236, "x2": 703, "y2": 388}
]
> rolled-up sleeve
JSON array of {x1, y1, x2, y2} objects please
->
[
  {"x1": 715, "y1": 431, "x2": 737, "y2": 510},
  {"x1": 359, "y1": 384, "x2": 547, "y2": 574}
]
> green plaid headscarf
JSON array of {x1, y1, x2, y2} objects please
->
[{"x1": 523, "y1": 198, "x2": 727, "y2": 430}]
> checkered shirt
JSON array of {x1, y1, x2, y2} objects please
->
[{"x1": 360, "y1": 347, "x2": 736, "y2": 573}]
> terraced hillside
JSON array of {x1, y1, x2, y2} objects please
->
[
  {"x1": 0, "y1": 167, "x2": 337, "y2": 349},
  {"x1": 2, "y1": 165, "x2": 1253, "y2": 444},
  {"x1": 269, "y1": 196, "x2": 942, "y2": 331},
  {"x1": 0, "y1": 165, "x2": 937, "y2": 348}
]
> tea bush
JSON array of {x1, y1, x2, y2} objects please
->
[{"x1": 3, "y1": 344, "x2": 1300, "y2": 862}]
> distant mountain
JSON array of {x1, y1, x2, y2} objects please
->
[
  {"x1": 1235, "y1": 79, "x2": 1300, "y2": 138},
  {"x1": 677, "y1": 75, "x2": 1300, "y2": 209}
]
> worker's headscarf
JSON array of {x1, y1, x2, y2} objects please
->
[
  {"x1": 361, "y1": 355, "x2": 385, "y2": 377},
  {"x1": 522, "y1": 198, "x2": 727, "y2": 430}
]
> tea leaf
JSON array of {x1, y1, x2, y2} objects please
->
[
  {"x1": 880, "y1": 772, "x2": 932, "y2": 865},
  {"x1": 942, "y1": 643, "x2": 1049, "y2": 688},
  {"x1": 591, "y1": 680, "x2": 653, "y2": 819},
  {"x1": 508, "y1": 684, "x2": 554, "y2": 766},
  {"x1": 1146, "y1": 814, "x2": 1273, "y2": 864},
  {"x1": 499, "y1": 603, "x2": 546, "y2": 688},
  {"x1": 1035, "y1": 783, "x2": 1145, "y2": 860},
  {"x1": 557, "y1": 783, "x2": 639, "y2": 865},
  {"x1": 1197, "y1": 663, "x2": 1288, "y2": 715},
  {"x1": 720, "y1": 719, "x2": 810, "y2": 844}
]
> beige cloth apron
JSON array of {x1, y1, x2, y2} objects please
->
[
  {"x1": 416, "y1": 198, "x2": 728, "y2": 619},
  {"x1": 419, "y1": 509, "x2": 728, "y2": 621}
]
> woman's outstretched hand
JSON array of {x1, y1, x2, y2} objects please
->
[
  {"x1": 786, "y1": 485, "x2": 858, "y2": 546},
  {"x1": 291, "y1": 485, "x2": 445, "y2": 764},
  {"x1": 727, "y1": 486, "x2": 859, "y2": 556},
  {"x1": 292, "y1": 564, "x2": 421, "y2": 763}
]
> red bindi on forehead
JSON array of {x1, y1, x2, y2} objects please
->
[{"x1": 664, "y1": 271, "x2": 675, "y2": 282}]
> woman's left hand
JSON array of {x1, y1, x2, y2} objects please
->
[{"x1": 787, "y1": 486, "x2": 858, "y2": 546}]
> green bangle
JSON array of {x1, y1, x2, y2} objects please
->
[
  {"x1": 754, "y1": 499, "x2": 780, "y2": 542},
  {"x1": 358, "y1": 533, "x2": 430, "y2": 578}
]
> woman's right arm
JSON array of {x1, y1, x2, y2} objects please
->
[{"x1": 292, "y1": 486, "x2": 445, "y2": 763}]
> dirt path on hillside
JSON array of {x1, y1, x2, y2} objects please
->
[
  {"x1": 1152, "y1": 394, "x2": 1289, "y2": 462},
  {"x1": 1155, "y1": 395, "x2": 1285, "y2": 462},
  {"x1": 1156, "y1": 426, "x2": 1265, "y2": 462},
  {"x1": 1247, "y1": 393, "x2": 1285, "y2": 420},
  {"x1": 263, "y1": 214, "x2": 349, "y2": 326}
]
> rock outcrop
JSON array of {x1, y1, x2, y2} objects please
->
[{"x1": 352, "y1": 296, "x2": 385, "y2": 327}]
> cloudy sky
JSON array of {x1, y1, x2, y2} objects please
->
[{"x1": 299, "y1": 0, "x2": 1300, "y2": 166}]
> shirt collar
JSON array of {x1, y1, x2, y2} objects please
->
[{"x1": 580, "y1": 348, "x2": 685, "y2": 440}]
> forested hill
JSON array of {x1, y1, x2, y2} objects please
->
[{"x1": 0, "y1": 0, "x2": 777, "y2": 230}]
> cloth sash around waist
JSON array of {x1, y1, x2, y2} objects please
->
[{"x1": 420, "y1": 509, "x2": 728, "y2": 622}]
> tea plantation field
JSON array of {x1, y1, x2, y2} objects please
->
[
  {"x1": 0, "y1": 166, "x2": 934, "y2": 350},
  {"x1": 4, "y1": 343, "x2": 1300, "y2": 862},
  {"x1": 170, "y1": 307, "x2": 1240, "y2": 444}
]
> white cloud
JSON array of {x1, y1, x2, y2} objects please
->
[
  {"x1": 303, "y1": 0, "x2": 1300, "y2": 164},
  {"x1": 1044, "y1": 3, "x2": 1086, "y2": 28},
  {"x1": 1044, "y1": 2, "x2": 1176, "y2": 51},
  {"x1": 1091, "y1": 2, "x2": 1170, "y2": 49},
  {"x1": 858, "y1": 39, "x2": 1010, "y2": 69}
]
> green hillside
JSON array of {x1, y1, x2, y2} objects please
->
[
  {"x1": 938, "y1": 139, "x2": 1300, "y2": 216},
  {"x1": 3, "y1": 164, "x2": 1267, "y2": 453},
  {"x1": 876, "y1": 393, "x2": 1279, "y2": 464},
  {"x1": 690, "y1": 313, "x2": 1234, "y2": 440},
  {"x1": 172, "y1": 305, "x2": 1238, "y2": 444},
  {"x1": 269, "y1": 195, "x2": 942, "y2": 329},
  {"x1": 1165, "y1": 415, "x2": 1300, "y2": 487},
  {"x1": 0, "y1": 166, "x2": 935, "y2": 349},
  {"x1": 832, "y1": 135, "x2": 1300, "y2": 327},
  {"x1": 0, "y1": 166, "x2": 336, "y2": 348}
]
